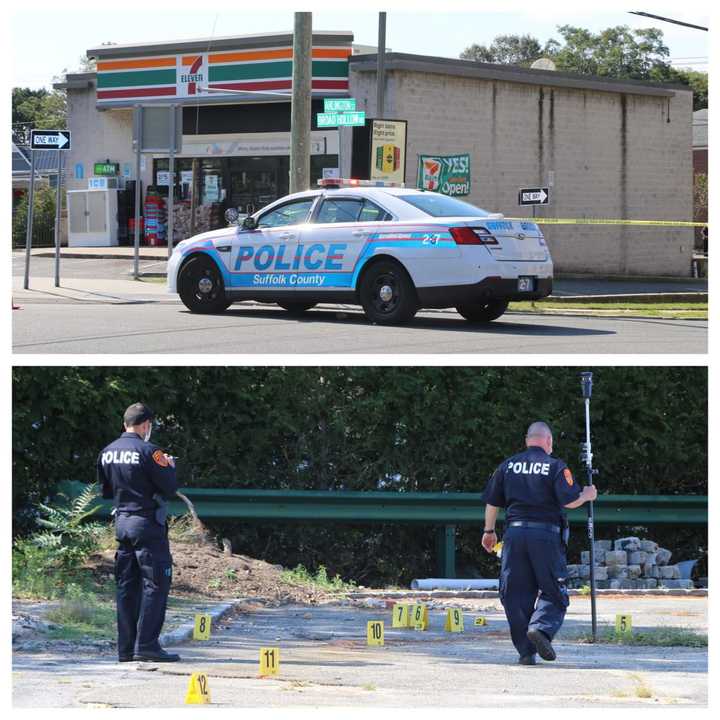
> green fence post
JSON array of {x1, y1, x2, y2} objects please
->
[{"x1": 437, "y1": 525, "x2": 456, "y2": 578}]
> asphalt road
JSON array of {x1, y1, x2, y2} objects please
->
[
  {"x1": 12, "y1": 301, "x2": 707, "y2": 354},
  {"x1": 12, "y1": 255, "x2": 707, "y2": 354},
  {"x1": 13, "y1": 597, "x2": 707, "y2": 708}
]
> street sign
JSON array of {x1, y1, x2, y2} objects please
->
[
  {"x1": 30, "y1": 130, "x2": 71, "y2": 151},
  {"x1": 324, "y1": 98, "x2": 356, "y2": 113},
  {"x1": 518, "y1": 187, "x2": 550, "y2": 205},
  {"x1": 317, "y1": 111, "x2": 366, "y2": 128}
]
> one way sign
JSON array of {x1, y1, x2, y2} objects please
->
[
  {"x1": 518, "y1": 187, "x2": 549, "y2": 205},
  {"x1": 30, "y1": 129, "x2": 71, "y2": 151}
]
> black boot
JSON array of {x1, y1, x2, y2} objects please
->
[
  {"x1": 518, "y1": 654, "x2": 537, "y2": 665},
  {"x1": 133, "y1": 648, "x2": 181, "y2": 662},
  {"x1": 527, "y1": 628, "x2": 556, "y2": 661}
]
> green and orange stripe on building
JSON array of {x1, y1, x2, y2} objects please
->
[{"x1": 96, "y1": 46, "x2": 351, "y2": 102}]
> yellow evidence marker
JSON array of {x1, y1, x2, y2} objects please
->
[
  {"x1": 474, "y1": 617, "x2": 487, "y2": 626},
  {"x1": 259, "y1": 647, "x2": 280, "y2": 676},
  {"x1": 392, "y1": 603, "x2": 412, "y2": 628},
  {"x1": 444, "y1": 608, "x2": 465, "y2": 632},
  {"x1": 367, "y1": 620, "x2": 384, "y2": 646},
  {"x1": 185, "y1": 672, "x2": 211, "y2": 704},
  {"x1": 413, "y1": 604, "x2": 429, "y2": 631},
  {"x1": 615, "y1": 614, "x2": 632, "y2": 637},
  {"x1": 193, "y1": 613, "x2": 212, "y2": 640}
]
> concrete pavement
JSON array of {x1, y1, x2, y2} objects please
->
[{"x1": 12, "y1": 596, "x2": 707, "y2": 708}]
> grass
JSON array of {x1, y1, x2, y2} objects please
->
[
  {"x1": 281, "y1": 564, "x2": 357, "y2": 593},
  {"x1": 510, "y1": 300, "x2": 707, "y2": 319},
  {"x1": 576, "y1": 626, "x2": 707, "y2": 647},
  {"x1": 45, "y1": 590, "x2": 116, "y2": 641}
]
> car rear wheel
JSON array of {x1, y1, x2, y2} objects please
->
[
  {"x1": 178, "y1": 255, "x2": 231, "y2": 314},
  {"x1": 359, "y1": 260, "x2": 418, "y2": 324},
  {"x1": 456, "y1": 299, "x2": 509, "y2": 322},
  {"x1": 277, "y1": 301, "x2": 316, "y2": 314}
]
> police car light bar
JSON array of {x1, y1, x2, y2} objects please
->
[{"x1": 317, "y1": 178, "x2": 404, "y2": 188}]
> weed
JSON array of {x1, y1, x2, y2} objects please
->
[
  {"x1": 207, "y1": 578, "x2": 223, "y2": 590},
  {"x1": 281, "y1": 564, "x2": 357, "y2": 592},
  {"x1": 45, "y1": 585, "x2": 115, "y2": 640},
  {"x1": 576, "y1": 626, "x2": 707, "y2": 647},
  {"x1": 224, "y1": 569, "x2": 238, "y2": 581}
]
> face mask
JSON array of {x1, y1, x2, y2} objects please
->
[{"x1": 144, "y1": 424, "x2": 152, "y2": 442}]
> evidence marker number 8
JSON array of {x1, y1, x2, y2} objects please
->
[{"x1": 193, "y1": 613, "x2": 212, "y2": 640}]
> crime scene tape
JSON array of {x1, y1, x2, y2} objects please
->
[{"x1": 505, "y1": 217, "x2": 708, "y2": 228}]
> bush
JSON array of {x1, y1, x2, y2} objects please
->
[
  {"x1": 12, "y1": 486, "x2": 106, "y2": 598},
  {"x1": 12, "y1": 184, "x2": 57, "y2": 247}
]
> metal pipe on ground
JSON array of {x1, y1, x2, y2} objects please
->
[{"x1": 411, "y1": 578, "x2": 499, "y2": 591}]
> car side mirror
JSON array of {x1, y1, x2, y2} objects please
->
[{"x1": 242, "y1": 215, "x2": 258, "y2": 230}]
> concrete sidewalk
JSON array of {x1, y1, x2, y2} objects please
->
[{"x1": 12, "y1": 276, "x2": 173, "y2": 305}]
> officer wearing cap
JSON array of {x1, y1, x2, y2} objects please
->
[
  {"x1": 97, "y1": 403, "x2": 180, "y2": 663},
  {"x1": 481, "y1": 421, "x2": 597, "y2": 665}
]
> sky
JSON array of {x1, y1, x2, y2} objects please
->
[{"x1": 10, "y1": 0, "x2": 710, "y2": 90}]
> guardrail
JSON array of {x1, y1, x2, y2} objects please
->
[{"x1": 61, "y1": 483, "x2": 707, "y2": 577}]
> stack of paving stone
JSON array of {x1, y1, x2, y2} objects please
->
[{"x1": 566, "y1": 536, "x2": 693, "y2": 590}]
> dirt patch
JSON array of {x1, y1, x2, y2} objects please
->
[{"x1": 89, "y1": 520, "x2": 340, "y2": 605}]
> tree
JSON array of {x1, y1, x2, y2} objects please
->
[
  {"x1": 460, "y1": 34, "x2": 544, "y2": 65},
  {"x1": 668, "y1": 69, "x2": 707, "y2": 111},
  {"x1": 549, "y1": 24, "x2": 672, "y2": 80},
  {"x1": 460, "y1": 25, "x2": 707, "y2": 110},
  {"x1": 11, "y1": 185, "x2": 56, "y2": 247},
  {"x1": 12, "y1": 87, "x2": 66, "y2": 144}
]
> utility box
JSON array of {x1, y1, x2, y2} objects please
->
[{"x1": 67, "y1": 189, "x2": 118, "y2": 247}]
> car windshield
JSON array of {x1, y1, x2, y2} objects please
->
[{"x1": 397, "y1": 193, "x2": 490, "y2": 217}]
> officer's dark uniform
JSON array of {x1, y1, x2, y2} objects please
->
[
  {"x1": 97, "y1": 409, "x2": 178, "y2": 661},
  {"x1": 483, "y1": 445, "x2": 581, "y2": 659}
]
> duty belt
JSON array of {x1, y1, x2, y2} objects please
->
[{"x1": 508, "y1": 520, "x2": 560, "y2": 533}]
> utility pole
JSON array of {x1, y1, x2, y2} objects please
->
[
  {"x1": 290, "y1": 12, "x2": 312, "y2": 194},
  {"x1": 376, "y1": 12, "x2": 387, "y2": 119}
]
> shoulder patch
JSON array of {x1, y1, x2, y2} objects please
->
[
  {"x1": 564, "y1": 468, "x2": 574, "y2": 486},
  {"x1": 152, "y1": 449, "x2": 169, "y2": 467}
]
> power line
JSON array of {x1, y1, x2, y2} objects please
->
[{"x1": 629, "y1": 11, "x2": 708, "y2": 31}]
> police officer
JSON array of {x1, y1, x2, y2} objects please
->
[
  {"x1": 481, "y1": 421, "x2": 597, "y2": 665},
  {"x1": 97, "y1": 403, "x2": 180, "y2": 663}
]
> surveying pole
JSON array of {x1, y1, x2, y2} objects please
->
[
  {"x1": 290, "y1": 12, "x2": 312, "y2": 194},
  {"x1": 580, "y1": 371, "x2": 598, "y2": 642}
]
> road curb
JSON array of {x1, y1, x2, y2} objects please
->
[
  {"x1": 544, "y1": 293, "x2": 707, "y2": 304},
  {"x1": 346, "y1": 587, "x2": 707, "y2": 600},
  {"x1": 159, "y1": 597, "x2": 247, "y2": 648}
]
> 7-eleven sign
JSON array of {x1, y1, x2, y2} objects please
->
[{"x1": 178, "y1": 54, "x2": 207, "y2": 96}]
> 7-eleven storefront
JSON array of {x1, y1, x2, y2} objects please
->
[{"x1": 59, "y1": 31, "x2": 352, "y2": 244}]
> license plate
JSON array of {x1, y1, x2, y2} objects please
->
[{"x1": 517, "y1": 277, "x2": 535, "y2": 292}]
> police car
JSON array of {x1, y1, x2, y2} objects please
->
[{"x1": 167, "y1": 179, "x2": 553, "y2": 324}]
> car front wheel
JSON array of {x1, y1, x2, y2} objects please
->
[
  {"x1": 359, "y1": 260, "x2": 418, "y2": 324},
  {"x1": 456, "y1": 299, "x2": 509, "y2": 322},
  {"x1": 177, "y1": 255, "x2": 231, "y2": 314}
]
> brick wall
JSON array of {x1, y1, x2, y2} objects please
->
[{"x1": 350, "y1": 67, "x2": 695, "y2": 276}]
